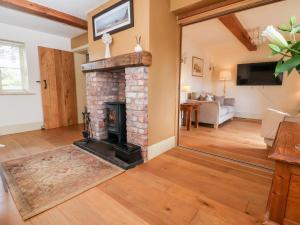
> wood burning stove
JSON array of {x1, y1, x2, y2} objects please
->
[
  {"x1": 104, "y1": 102, "x2": 143, "y2": 164},
  {"x1": 74, "y1": 101, "x2": 143, "y2": 170},
  {"x1": 105, "y1": 102, "x2": 126, "y2": 144}
]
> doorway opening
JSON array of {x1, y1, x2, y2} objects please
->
[{"x1": 177, "y1": 0, "x2": 300, "y2": 170}]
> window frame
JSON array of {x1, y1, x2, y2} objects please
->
[{"x1": 0, "y1": 39, "x2": 29, "y2": 94}]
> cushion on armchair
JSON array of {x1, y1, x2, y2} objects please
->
[
  {"x1": 215, "y1": 96, "x2": 225, "y2": 105},
  {"x1": 205, "y1": 94, "x2": 214, "y2": 102},
  {"x1": 224, "y1": 98, "x2": 235, "y2": 106}
]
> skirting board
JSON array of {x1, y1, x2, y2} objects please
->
[
  {"x1": 147, "y1": 136, "x2": 176, "y2": 160},
  {"x1": 0, "y1": 122, "x2": 43, "y2": 136},
  {"x1": 235, "y1": 112, "x2": 262, "y2": 120}
]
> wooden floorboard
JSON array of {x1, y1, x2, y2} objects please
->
[
  {"x1": 179, "y1": 119, "x2": 275, "y2": 170},
  {"x1": 166, "y1": 148, "x2": 272, "y2": 185},
  {"x1": 0, "y1": 125, "x2": 272, "y2": 225}
]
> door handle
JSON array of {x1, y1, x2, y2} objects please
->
[
  {"x1": 43, "y1": 80, "x2": 47, "y2": 89},
  {"x1": 36, "y1": 80, "x2": 47, "y2": 89}
]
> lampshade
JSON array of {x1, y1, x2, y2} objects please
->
[
  {"x1": 182, "y1": 85, "x2": 191, "y2": 93},
  {"x1": 219, "y1": 70, "x2": 232, "y2": 81}
]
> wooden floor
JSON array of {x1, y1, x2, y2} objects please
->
[
  {"x1": 179, "y1": 119, "x2": 275, "y2": 170},
  {"x1": 0, "y1": 125, "x2": 273, "y2": 225}
]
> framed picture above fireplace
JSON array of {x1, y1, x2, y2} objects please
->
[{"x1": 92, "y1": 0, "x2": 134, "y2": 41}]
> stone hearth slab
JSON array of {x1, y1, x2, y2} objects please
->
[{"x1": 74, "y1": 140, "x2": 143, "y2": 170}]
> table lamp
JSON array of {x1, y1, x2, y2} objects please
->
[
  {"x1": 182, "y1": 85, "x2": 191, "y2": 102},
  {"x1": 219, "y1": 70, "x2": 232, "y2": 96}
]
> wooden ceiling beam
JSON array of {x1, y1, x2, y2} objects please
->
[
  {"x1": 219, "y1": 13, "x2": 257, "y2": 51},
  {"x1": 0, "y1": 0, "x2": 87, "y2": 30},
  {"x1": 177, "y1": 0, "x2": 284, "y2": 26},
  {"x1": 176, "y1": 0, "x2": 242, "y2": 18}
]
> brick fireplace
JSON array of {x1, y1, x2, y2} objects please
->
[{"x1": 81, "y1": 52, "x2": 152, "y2": 160}]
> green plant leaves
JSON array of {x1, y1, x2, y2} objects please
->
[
  {"x1": 278, "y1": 24, "x2": 291, "y2": 32},
  {"x1": 296, "y1": 64, "x2": 300, "y2": 74},
  {"x1": 269, "y1": 44, "x2": 281, "y2": 53},
  {"x1": 291, "y1": 25, "x2": 300, "y2": 34},
  {"x1": 296, "y1": 67, "x2": 300, "y2": 75},
  {"x1": 267, "y1": 16, "x2": 300, "y2": 76},
  {"x1": 290, "y1": 16, "x2": 297, "y2": 26},
  {"x1": 275, "y1": 60, "x2": 284, "y2": 77},
  {"x1": 292, "y1": 42, "x2": 300, "y2": 51},
  {"x1": 275, "y1": 55, "x2": 300, "y2": 76}
]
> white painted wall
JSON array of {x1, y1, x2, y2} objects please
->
[
  {"x1": 180, "y1": 36, "x2": 300, "y2": 119},
  {"x1": 209, "y1": 43, "x2": 300, "y2": 119},
  {"x1": 74, "y1": 53, "x2": 87, "y2": 124},
  {"x1": 180, "y1": 36, "x2": 213, "y2": 102},
  {"x1": 0, "y1": 22, "x2": 71, "y2": 135}
]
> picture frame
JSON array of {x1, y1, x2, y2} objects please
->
[
  {"x1": 92, "y1": 0, "x2": 134, "y2": 41},
  {"x1": 192, "y1": 57, "x2": 204, "y2": 77}
]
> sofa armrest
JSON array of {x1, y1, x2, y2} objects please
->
[
  {"x1": 199, "y1": 101, "x2": 220, "y2": 124},
  {"x1": 224, "y1": 98, "x2": 235, "y2": 106}
]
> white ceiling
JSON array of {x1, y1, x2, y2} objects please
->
[
  {"x1": 183, "y1": 0, "x2": 300, "y2": 48},
  {"x1": 30, "y1": 0, "x2": 108, "y2": 20},
  {"x1": 0, "y1": 0, "x2": 108, "y2": 38}
]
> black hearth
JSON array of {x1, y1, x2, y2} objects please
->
[{"x1": 74, "y1": 102, "x2": 143, "y2": 170}]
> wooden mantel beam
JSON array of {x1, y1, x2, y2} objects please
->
[
  {"x1": 219, "y1": 14, "x2": 257, "y2": 51},
  {"x1": 0, "y1": 0, "x2": 87, "y2": 30},
  {"x1": 81, "y1": 51, "x2": 152, "y2": 73}
]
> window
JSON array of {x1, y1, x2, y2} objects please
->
[{"x1": 0, "y1": 40, "x2": 29, "y2": 93}]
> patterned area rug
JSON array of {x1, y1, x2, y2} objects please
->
[{"x1": 0, "y1": 145, "x2": 124, "y2": 220}]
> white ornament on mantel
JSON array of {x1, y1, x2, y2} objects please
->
[
  {"x1": 102, "y1": 33, "x2": 112, "y2": 58},
  {"x1": 135, "y1": 44, "x2": 143, "y2": 52},
  {"x1": 134, "y1": 35, "x2": 143, "y2": 52}
]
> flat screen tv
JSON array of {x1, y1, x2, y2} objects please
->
[{"x1": 237, "y1": 62, "x2": 283, "y2": 86}]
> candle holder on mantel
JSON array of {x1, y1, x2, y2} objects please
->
[{"x1": 102, "y1": 33, "x2": 112, "y2": 58}]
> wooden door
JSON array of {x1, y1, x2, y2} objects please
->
[{"x1": 38, "y1": 46, "x2": 78, "y2": 129}]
